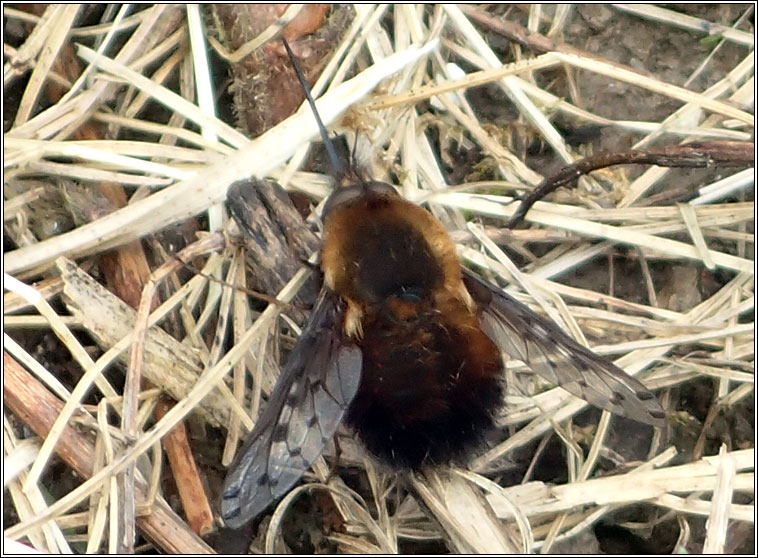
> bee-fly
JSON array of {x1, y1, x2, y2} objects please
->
[{"x1": 221, "y1": 39, "x2": 666, "y2": 528}]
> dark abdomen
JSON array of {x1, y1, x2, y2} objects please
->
[{"x1": 345, "y1": 304, "x2": 503, "y2": 468}]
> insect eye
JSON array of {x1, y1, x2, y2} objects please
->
[
  {"x1": 363, "y1": 181, "x2": 398, "y2": 197},
  {"x1": 322, "y1": 182, "x2": 398, "y2": 219},
  {"x1": 322, "y1": 186, "x2": 360, "y2": 218}
]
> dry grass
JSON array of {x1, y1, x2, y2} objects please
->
[{"x1": 3, "y1": 4, "x2": 754, "y2": 554}]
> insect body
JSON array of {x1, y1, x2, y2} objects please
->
[
  {"x1": 323, "y1": 183, "x2": 504, "y2": 468},
  {"x1": 221, "y1": 37, "x2": 665, "y2": 528},
  {"x1": 221, "y1": 181, "x2": 666, "y2": 528}
]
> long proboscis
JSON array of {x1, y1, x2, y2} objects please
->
[{"x1": 281, "y1": 38, "x2": 345, "y2": 179}]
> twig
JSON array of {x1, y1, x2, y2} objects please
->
[
  {"x1": 3, "y1": 354, "x2": 214, "y2": 553},
  {"x1": 57, "y1": 246, "x2": 246, "y2": 429},
  {"x1": 154, "y1": 398, "x2": 214, "y2": 536},
  {"x1": 458, "y1": 4, "x2": 656, "y2": 78},
  {"x1": 4, "y1": 39, "x2": 439, "y2": 274},
  {"x1": 508, "y1": 141, "x2": 755, "y2": 227}
]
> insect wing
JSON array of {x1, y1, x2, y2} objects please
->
[
  {"x1": 222, "y1": 289, "x2": 362, "y2": 527},
  {"x1": 462, "y1": 269, "x2": 665, "y2": 427}
]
